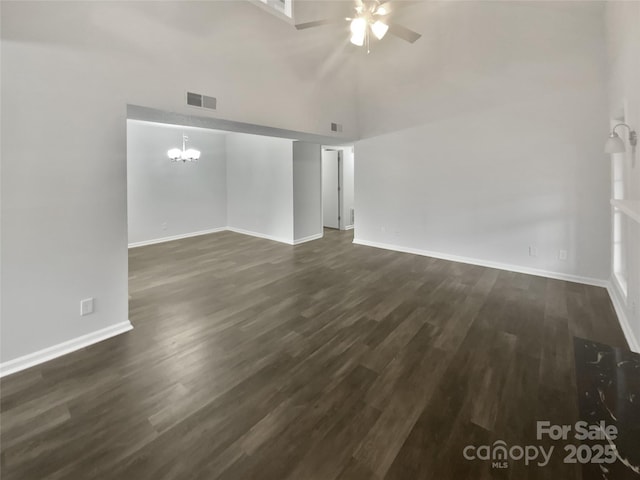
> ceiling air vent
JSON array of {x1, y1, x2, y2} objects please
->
[
  {"x1": 331, "y1": 122, "x2": 343, "y2": 133},
  {"x1": 186, "y1": 92, "x2": 217, "y2": 110}
]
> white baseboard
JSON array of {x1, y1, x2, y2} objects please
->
[
  {"x1": 352, "y1": 238, "x2": 608, "y2": 288},
  {"x1": 293, "y1": 233, "x2": 323, "y2": 245},
  {"x1": 607, "y1": 280, "x2": 639, "y2": 353},
  {"x1": 128, "y1": 227, "x2": 227, "y2": 248},
  {"x1": 129, "y1": 226, "x2": 302, "y2": 248},
  {"x1": 226, "y1": 227, "x2": 293, "y2": 245},
  {"x1": 343, "y1": 225, "x2": 354, "y2": 231},
  {"x1": 0, "y1": 321, "x2": 133, "y2": 378}
]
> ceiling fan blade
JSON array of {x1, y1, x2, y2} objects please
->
[
  {"x1": 295, "y1": 18, "x2": 346, "y2": 30},
  {"x1": 387, "y1": 23, "x2": 421, "y2": 43}
]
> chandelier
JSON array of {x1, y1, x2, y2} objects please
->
[{"x1": 167, "y1": 134, "x2": 201, "y2": 163}]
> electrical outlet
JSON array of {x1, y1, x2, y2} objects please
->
[
  {"x1": 80, "y1": 298, "x2": 94, "y2": 316},
  {"x1": 559, "y1": 249, "x2": 568, "y2": 261},
  {"x1": 528, "y1": 246, "x2": 537, "y2": 257}
]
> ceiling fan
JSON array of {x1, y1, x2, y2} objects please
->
[{"x1": 294, "y1": 0, "x2": 421, "y2": 51}]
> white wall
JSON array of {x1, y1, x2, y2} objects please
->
[
  {"x1": 226, "y1": 133, "x2": 294, "y2": 244},
  {"x1": 0, "y1": 0, "x2": 356, "y2": 365},
  {"x1": 605, "y1": 1, "x2": 640, "y2": 349},
  {"x1": 354, "y1": 1, "x2": 611, "y2": 282},
  {"x1": 293, "y1": 142, "x2": 322, "y2": 242},
  {"x1": 127, "y1": 121, "x2": 227, "y2": 246}
]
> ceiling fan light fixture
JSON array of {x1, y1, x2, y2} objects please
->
[
  {"x1": 350, "y1": 31, "x2": 365, "y2": 46},
  {"x1": 295, "y1": 1, "x2": 421, "y2": 51},
  {"x1": 350, "y1": 17, "x2": 367, "y2": 46},
  {"x1": 371, "y1": 20, "x2": 389, "y2": 40},
  {"x1": 350, "y1": 17, "x2": 367, "y2": 36}
]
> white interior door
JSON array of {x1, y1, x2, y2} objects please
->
[{"x1": 322, "y1": 150, "x2": 340, "y2": 229}]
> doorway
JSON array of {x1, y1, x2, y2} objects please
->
[
  {"x1": 322, "y1": 146, "x2": 355, "y2": 231},
  {"x1": 322, "y1": 149, "x2": 341, "y2": 229}
]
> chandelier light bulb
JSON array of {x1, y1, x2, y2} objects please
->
[
  {"x1": 167, "y1": 148, "x2": 182, "y2": 160},
  {"x1": 185, "y1": 149, "x2": 200, "y2": 161}
]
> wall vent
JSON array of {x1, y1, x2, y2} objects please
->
[
  {"x1": 202, "y1": 95, "x2": 217, "y2": 110},
  {"x1": 331, "y1": 122, "x2": 343, "y2": 133},
  {"x1": 186, "y1": 92, "x2": 217, "y2": 110},
  {"x1": 186, "y1": 92, "x2": 203, "y2": 107}
]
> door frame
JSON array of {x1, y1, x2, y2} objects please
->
[{"x1": 321, "y1": 147, "x2": 342, "y2": 230}]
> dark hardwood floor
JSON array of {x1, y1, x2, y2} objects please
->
[{"x1": 0, "y1": 229, "x2": 629, "y2": 479}]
